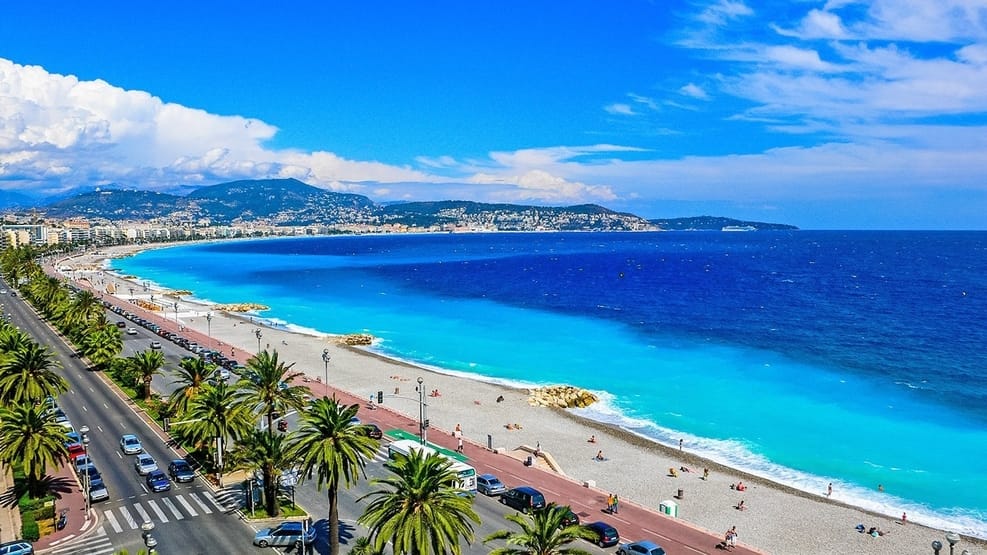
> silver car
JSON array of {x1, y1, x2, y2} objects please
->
[
  {"x1": 120, "y1": 434, "x2": 142, "y2": 455},
  {"x1": 133, "y1": 453, "x2": 158, "y2": 475}
]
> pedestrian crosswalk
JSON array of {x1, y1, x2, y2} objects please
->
[
  {"x1": 47, "y1": 527, "x2": 114, "y2": 555},
  {"x1": 100, "y1": 489, "x2": 236, "y2": 534}
]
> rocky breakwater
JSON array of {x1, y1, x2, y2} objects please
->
[
  {"x1": 339, "y1": 333, "x2": 374, "y2": 346},
  {"x1": 212, "y1": 303, "x2": 270, "y2": 312},
  {"x1": 528, "y1": 385, "x2": 599, "y2": 409}
]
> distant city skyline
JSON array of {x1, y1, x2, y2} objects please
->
[{"x1": 1, "y1": 1, "x2": 986, "y2": 229}]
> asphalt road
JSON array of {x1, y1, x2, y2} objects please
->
[{"x1": 2, "y1": 282, "x2": 262, "y2": 555}]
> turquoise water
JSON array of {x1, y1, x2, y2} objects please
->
[{"x1": 110, "y1": 232, "x2": 987, "y2": 536}]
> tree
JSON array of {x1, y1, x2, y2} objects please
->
[
  {"x1": 26, "y1": 275, "x2": 67, "y2": 319},
  {"x1": 58, "y1": 289, "x2": 106, "y2": 330},
  {"x1": 484, "y1": 503, "x2": 596, "y2": 555},
  {"x1": 0, "y1": 341, "x2": 69, "y2": 405},
  {"x1": 350, "y1": 536, "x2": 383, "y2": 555},
  {"x1": 291, "y1": 396, "x2": 379, "y2": 555},
  {"x1": 237, "y1": 429, "x2": 298, "y2": 517},
  {"x1": 128, "y1": 350, "x2": 166, "y2": 402},
  {"x1": 358, "y1": 449, "x2": 480, "y2": 555},
  {"x1": 80, "y1": 321, "x2": 123, "y2": 370},
  {"x1": 0, "y1": 323, "x2": 33, "y2": 365},
  {"x1": 0, "y1": 403, "x2": 68, "y2": 497},
  {"x1": 180, "y1": 381, "x2": 253, "y2": 484},
  {"x1": 240, "y1": 350, "x2": 307, "y2": 437},
  {"x1": 168, "y1": 356, "x2": 217, "y2": 417}
]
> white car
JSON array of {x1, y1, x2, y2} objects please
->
[
  {"x1": 150, "y1": 341, "x2": 162, "y2": 349},
  {"x1": 134, "y1": 453, "x2": 158, "y2": 475},
  {"x1": 126, "y1": 328, "x2": 138, "y2": 335}
]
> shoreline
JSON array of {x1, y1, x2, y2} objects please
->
[{"x1": 66, "y1": 242, "x2": 985, "y2": 554}]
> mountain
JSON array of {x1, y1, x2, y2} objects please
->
[
  {"x1": 43, "y1": 189, "x2": 185, "y2": 220},
  {"x1": 0, "y1": 189, "x2": 37, "y2": 209},
  {"x1": 381, "y1": 201, "x2": 650, "y2": 230},
  {"x1": 649, "y1": 216, "x2": 798, "y2": 231}
]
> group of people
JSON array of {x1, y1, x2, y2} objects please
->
[
  {"x1": 731, "y1": 481, "x2": 747, "y2": 491},
  {"x1": 855, "y1": 524, "x2": 888, "y2": 537},
  {"x1": 606, "y1": 493, "x2": 620, "y2": 514},
  {"x1": 722, "y1": 526, "x2": 738, "y2": 550}
]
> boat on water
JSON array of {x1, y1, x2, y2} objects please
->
[{"x1": 721, "y1": 225, "x2": 756, "y2": 232}]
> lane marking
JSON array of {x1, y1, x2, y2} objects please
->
[
  {"x1": 133, "y1": 502, "x2": 151, "y2": 524},
  {"x1": 118, "y1": 505, "x2": 138, "y2": 529},
  {"x1": 103, "y1": 509, "x2": 122, "y2": 533},
  {"x1": 175, "y1": 494, "x2": 197, "y2": 517},
  {"x1": 147, "y1": 499, "x2": 169, "y2": 522}
]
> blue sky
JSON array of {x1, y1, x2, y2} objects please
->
[{"x1": 1, "y1": 1, "x2": 986, "y2": 229}]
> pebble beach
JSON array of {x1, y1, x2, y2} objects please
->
[{"x1": 63, "y1": 243, "x2": 985, "y2": 555}]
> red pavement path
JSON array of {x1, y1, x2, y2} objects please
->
[
  {"x1": 33, "y1": 461, "x2": 97, "y2": 552},
  {"x1": 76, "y1": 278, "x2": 763, "y2": 555}
]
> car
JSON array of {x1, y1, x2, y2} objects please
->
[
  {"x1": 217, "y1": 367, "x2": 231, "y2": 381},
  {"x1": 168, "y1": 459, "x2": 195, "y2": 483},
  {"x1": 149, "y1": 341, "x2": 162, "y2": 349},
  {"x1": 64, "y1": 431, "x2": 80, "y2": 445},
  {"x1": 126, "y1": 327, "x2": 137, "y2": 335},
  {"x1": 119, "y1": 434, "x2": 142, "y2": 455},
  {"x1": 73, "y1": 456, "x2": 93, "y2": 475},
  {"x1": 560, "y1": 506, "x2": 580, "y2": 528},
  {"x1": 0, "y1": 540, "x2": 34, "y2": 555},
  {"x1": 66, "y1": 443, "x2": 86, "y2": 460},
  {"x1": 617, "y1": 540, "x2": 666, "y2": 555},
  {"x1": 134, "y1": 453, "x2": 158, "y2": 476},
  {"x1": 252, "y1": 521, "x2": 317, "y2": 548},
  {"x1": 584, "y1": 521, "x2": 620, "y2": 548},
  {"x1": 145, "y1": 470, "x2": 171, "y2": 492},
  {"x1": 500, "y1": 486, "x2": 546, "y2": 513},
  {"x1": 362, "y1": 423, "x2": 383, "y2": 439},
  {"x1": 115, "y1": 321, "x2": 126, "y2": 328},
  {"x1": 88, "y1": 477, "x2": 109, "y2": 502},
  {"x1": 476, "y1": 473, "x2": 507, "y2": 496}
]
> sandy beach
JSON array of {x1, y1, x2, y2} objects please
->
[{"x1": 63, "y1": 243, "x2": 983, "y2": 555}]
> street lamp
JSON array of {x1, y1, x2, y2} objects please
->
[
  {"x1": 141, "y1": 519, "x2": 157, "y2": 553},
  {"x1": 255, "y1": 329, "x2": 263, "y2": 352},
  {"x1": 322, "y1": 349, "x2": 330, "y2": 384},
  {"x1": 173, "y1": 301, "x2": 179, "y2": 323},
  {"x1": 79, "y1": 425, "x2": 91, "y2": 520},
  {"x1": 416, "y1": 377, "x2": 428, "y2": 445},
  {"x1": 946, "y1": 532, "x2": 961, "y2": 555},
  {"x1": 206, "y1": 312, "x2": 213, "y2": 347}
]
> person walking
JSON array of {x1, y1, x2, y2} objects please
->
[
  {"x1": 606, "y1": 493, "x2": 614, "y2": 513},
  {"x1": 613, "y1": 494, "x2": 619, "y2": 514},
  {"x1": 703, "y1": 467, "x2": 709, "y2": 480},
  {"x1": 827, "y1": 483, "x2": 833, "y2": 497}
]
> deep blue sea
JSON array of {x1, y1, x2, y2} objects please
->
[{"x1": 112, "y1": 231, "x2": 987, "y2": 536}]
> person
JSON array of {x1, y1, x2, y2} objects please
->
[
  {"x1": 878, "y1": 484, "x2": 884, "y2": 492},
  {"x1": 736, "y1": 500, "x2": 745, "y2": 511},
  {"x1": 901, "y1": 512, "x2": 907, "y2": 524},
  {"x1": 728, "y1": 526, "x2": 738, "y2": 548},
  {"x1": 606, "y1": 493, "x2": 615, "y2": 513},
  {"x1": 454, "y1": 423, "x2": 462, "y2": 436},
  {"x1": 613, "y1": 494, "x2": 620, "y2": 514},
  {"x1": 588, "y1": 434, "x2": 596, "y2": 443},
  {"x1": 669, "y1": 467, "x2": 678, "y2": 477},
  {"x1": 535, "y1": 441, "x2": 541, "y2": 456},
  {"x1": 496, "y1": 395, "x2": 504, "y2": 403},
  {"x1": 680, "y1": 465, "x2": 692, "y2": 473},
  {"x1": 703, "y1": 467, "x2": 710, "y2": 480},
  {"x1": 735, "y1": 481, "x2": 745, "y2": 491},
  {"x1": 679, "y1": 438, "x2": 684, "y2": 451},
  {"x1": 595, "y1": 450, "x2": 605, "y2": 461},
  {"x1": 827, "y1": 482, "x2": 833, "y2": 497},
  {"x1": 457, "y1": 436, "x2": 464, "y2": 453}
]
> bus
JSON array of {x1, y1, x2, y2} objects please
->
[{"x1": 386, "y1": 439, "x2": 478, "y2": 495}]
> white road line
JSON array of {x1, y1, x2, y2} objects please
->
[
  {"x1": 103, "y1": 509, "x2": 123, "y2": 533},
  {"x1": 163, "y1": 496, "x2": 185, "y2": 519},
  {"x1": 203, "y1": 490, "x2": 228, "y2": 511},
  {"x1": 118, "y1": 505, "x2": 138, "y2": 529},
  {"x1": 189, "y1": 492, "x2": 212, "y2": 514},
  {"x1": 175, "y1": 494, "x2": 198, "y2": 517},
  {"x1": 133, "y1": 501, "x2": 151, "y2": 524},
  {"x1": 146, "y1": 499, "x2": 169, "y2": 522}
]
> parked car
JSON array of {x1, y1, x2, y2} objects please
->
[
  {"x1": 66, "y1": 443, "x2": 86, "y2": 460},
  {"x1": 584, "y1": 521, "x2": 620, "y2": 548},
  {"x1": 88, "y1": 477, "x2": 110, "y2": 502},
  {"x1": 252, "y1": 521, "x2": 316, "y2": 548},
  {"x1": 617, "y1": 540, "x2": 666, "y2": 555},
  {"x1": 476, "y1": 473, "x2": 507, "y2": 496},
  {"x1": 134, "y1": 454, "x2": 158, "y2": 476},
  {"x1": 0, "y1": 540, "x2": 34, "y2": 555},
  {"x1": 500, "y1": 486, "x2": 546, "y2": 513},
  {"x1": 362, "y1": 423, "x2": 383, "y2": 439},
  {"x1": 145, "y1": 470, "x2": 171, "y2": 492},
  {"x1": 73, "y1": 456, "x2": 93, "y2": 475},
  {"x1": 168, "y1": 459, "x2": 195, "y2": 483},
  {"x1": 217, "y1": 367, "x2": 231, "y2": 381},
  {"x1": 560, "y1": 506, "x2": 580, "y2": 528},
  {"x1": 119, "y1": 434, "x2": 142, "y2": 455}
]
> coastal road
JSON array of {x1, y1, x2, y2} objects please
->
[{"x1": 2, "y1": 284, "x2": 262, "y2": 555}]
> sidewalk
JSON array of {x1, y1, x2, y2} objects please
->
[
  {"x1": 0, "y1": 465, "x2": 22, "y2": 544},
  {"x1": 33, "y1": 462, "x2": 96, "y2": 553}
]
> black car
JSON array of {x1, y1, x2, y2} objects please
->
[
  {"x1": 560, "y1": 506, "x2": 580, "y2": 527},
  {"x1": 362, "y1": 423, "x2": 383, "y2": 439},
  {"x1": 168, "y1": 459, "x2": 195, "y2": 483},
  {"x1": 584, "y1": 521, "x2": 620, "y2": 547},
  {"x1": 500, "y1": 486, "x2": 546, "y2": 513}
]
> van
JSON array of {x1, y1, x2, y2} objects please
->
[{"x1": 499, "y1": 486, "x2": 546, "y2": 513}]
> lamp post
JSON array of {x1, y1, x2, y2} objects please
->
[
  {"x1": 416, "y1": 377, "x2": 428, "y2": 445},
  {"x1": 255, "y1": 329, "x2": 263, "y2": 353},
  {"x1": 79, "y1": 425, "x2": 91, "y2": 520},
  {"x1": 322, "y1": 349, "x2": 330, "y2": 384},
  {"x1": 141, "y1": 519, "x2": 157, "y2": 554},
  {"x1": 946, "y1": 532, "x2": 961, "y2": 555},
  {"x1": 129, "y1": 287, "x2": 134, "y2": 300},
  {"x1": 206, "y1": 312, "x2": 212, "y2": 347},
  {"x1": 173, "y1": 301, "x2": 179, "y2": 323}
]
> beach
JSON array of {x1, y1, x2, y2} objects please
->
[{"x1": 64, "y1": 243, "x2": 983, "y2": 555}]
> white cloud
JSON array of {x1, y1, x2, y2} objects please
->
[
  {"x1": 679, "y1": 83, "x2": 710, "y2": 99},
  {"x1": 604, "y1": 103, "x2": 636, "y2": 115},
  {"x1": 697, "y1": 0, "x2": 754, "y2": 26}
]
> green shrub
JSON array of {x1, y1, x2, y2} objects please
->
[
  {"x1": 21, "y1": 512, "x2": 39, "y2": 541},
  {"x1": 34, "y1": 503, "x2": 55, "y2": 520}
]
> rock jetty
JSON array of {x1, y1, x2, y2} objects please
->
[
  {"x1": 527, "y1": 385, "x2": 598, "y2": 408},
  {"x1": 212, "y1": 303, "x2": 269, "y2": 312},
  {"x1": 339, "y1": 333, "x2": 374, "y2": 346}
]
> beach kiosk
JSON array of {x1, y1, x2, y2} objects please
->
[{"x1": 659, "y1": 499, "x2": 678, "y2": 518}]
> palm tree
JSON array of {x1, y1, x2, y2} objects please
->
[
  {"x1": 168, "y1": 356, "x2": 217, "y2": 416},
  {"x1": 291, "y1": 396, "x2": 379, "y2": 555},
  {"x1": 484, "y1": 503, "x2": 596, "y2": 555},
  {"x1": 350, "y1": 536, "x2": 383, "y2": 555},
  {"x1": 0, "y1": 323, "x2": 33, "y2": 364},
  {"x1": 80, "y1": 320, "x2": 123, "y2": 370},
  {"x1": 0, "y1": 341, "x2": 69, "y2": 405},
  {"x1": 237, "y1": 429, "x2": 298, "y2": 517},
  {"x1": 240, "y1": 350, "x2": 307, "y2": 436},
  {"x1": 358, "y1": 449, "x2": 480, "y2": 555},
  {"x1": 27, "y1": 274, "x2": 67, "y2": 319},
  {"x1": 181, "y1": 382, "x2": 253, "y2": 485},
  {"x1": 128, "y1": 350, "x2": 166, "y2": 402},
  {"x1": 58, "y1": 289, "x2": 106, "y2": 329},
  {"x1": 0, "y1": 403, "x2": 69, "y2": 496}
]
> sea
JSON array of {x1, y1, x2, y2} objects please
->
[{"x1": 110, "y1": 231, "x2": 987, "y2": 536}]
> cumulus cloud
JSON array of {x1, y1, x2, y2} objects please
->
[{"x1": 679, "y1": 83, "x2": 710, "y2": 99}]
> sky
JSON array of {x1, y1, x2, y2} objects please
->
[{"x1": 1, "y1": 1, "x2": 986, "y2": 229}]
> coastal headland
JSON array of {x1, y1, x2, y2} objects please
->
[{"x1": 61, "y1": 242, "x2": 984, "y2": 555}]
